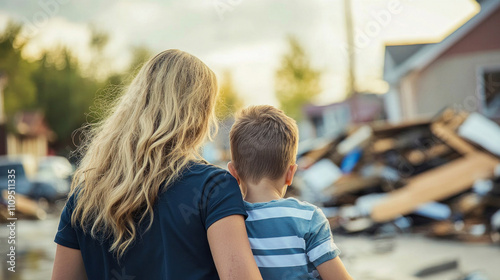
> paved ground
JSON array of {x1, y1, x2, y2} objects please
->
[
  {"x1": 0, "y1": 216, "x2": 59, "y2": 280},
  {"x1": 336, "y1": 234, "x2": 500, "y2": 280},
  {"x1": 1, "y1": 216, "x2": 499, "y2": 280}
]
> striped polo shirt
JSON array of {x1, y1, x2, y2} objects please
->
[{"x1": 244, "y1": 197, "x2": 341, "y2": 279}]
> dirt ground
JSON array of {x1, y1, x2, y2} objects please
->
[{"x1": 1, "y1": 217, "x2": 499, "y2": 280}]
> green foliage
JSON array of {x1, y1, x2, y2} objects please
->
[
  {"x1": 86, "y1": 26, "x2": 111, "y2": 79},
  {"x1": 128, "y1": 46, "x2": 152, "y2": 75},
  {"x1": 215, "y1": 71, "x2": 243, "y2": 120},
  {"x1": 275, "y1": 36, "x2": 322, "y2": 120},
  {"x1": 0, "y1": 22, "x2": 133, "y2": 154},
  {"x1": 89, "y1": 26, "x2": 109, "y2": 53},
  {"x1": 103, "y1": 45, "x2": 152, "y2": 88},
  {"x1": 94, "y1": 45, "x2": 153, "y2": 122},
  {"x1": 0, "y1": 22, "x2": 37, "y2": 116},
  {"x1": 32, "y1": 49, "x2": 99, "y2": 145}
]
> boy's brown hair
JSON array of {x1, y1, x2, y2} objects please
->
[{"x1": 230, "y1": 105, "x2": 299, "y2": 184}]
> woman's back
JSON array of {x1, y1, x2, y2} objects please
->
[
  {"x1": 52, "y1": 49, "x2": 261, "y2": 280},
  {"x1": 55, "y1": 162, "x2": 247, "y2": 279}
]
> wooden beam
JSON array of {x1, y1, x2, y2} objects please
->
[
  {"x1": 371, "y1": 152, "x2": 499, "y2": 222},
  {"x1": 431, "y1": 122, "x2": 476, "y2": 155}
]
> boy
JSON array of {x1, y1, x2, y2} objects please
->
[{"x1": 228, "y1": 105, "x2": 353, "y2": 280}]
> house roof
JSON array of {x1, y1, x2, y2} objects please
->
[
  {"x1": 13, "y1": 111, "x2": 53, "y2": 138},
  {"x1": 385, "y1": 44, "x2": 434, "y2": 70},
  {"x1": 304, "y1": 93, "x2": 385, "y2": 122},
  {"x1": 384, "y1": 0, "x2": 500, "y2": 84}
]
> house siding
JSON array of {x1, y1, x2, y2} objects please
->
[
  {"x1": 385, "y1": 4, "x2": 500, "y2": 121},
  {"x1": 441, "y1": 4, "x2": 500, "y2": 58},
  {"x1": 413, "y1": 50, "x2": 500, "y2": 118}
]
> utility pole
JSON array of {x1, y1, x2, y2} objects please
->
[
  {"x1": 344, "y1": 0, "x2": 356, "y2": 98},
  {"x1": 344, "y1": 0, "x2": 359, "y2": 123}
]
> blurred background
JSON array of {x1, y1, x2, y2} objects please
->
[{"x1": 1, "y1": 0, "x2": 500, "y2": 279}]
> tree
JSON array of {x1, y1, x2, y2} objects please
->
[
  {"x1": 103, "y1": 45, "x2": 152, "y2": 87},
  {"x1": 96, "y1": 45, "x2": 153, "y2": 120},
  {"x1": 87, "y1": 25, "x2": 110, "y2": 79},
  {"x1": 0, "y1": 22, "x2": 106, "y2": 152},
  {"x1": 0, "y1": 21, "x2": 155, "y2": 155},
  {"x1": 275, "y1": 36, "x2": 322, "y2": 120},
  {"x1": 0, "y1": 22, "x2": 37, "y2": 116},
  {"x1": 215, "y1": 70, "x2": 243, "y2": 120},
  {"x1": 32, "y1": 48, "x2": 100, "y2": 150},
  {"x1": 128, "y1": 46, "x2": 152, "y2": 75}
]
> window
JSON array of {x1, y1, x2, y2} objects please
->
[{"x1": 478, "y1": 67, "x2": 500, "y2": 118}]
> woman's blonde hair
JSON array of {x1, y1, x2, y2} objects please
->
[{"x1": 69, "y1": 49, "x2": 218, "y2": 258}]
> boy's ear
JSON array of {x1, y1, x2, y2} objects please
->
[
  {"x1": 227, "y1": 161, "x2": 240, "y2": 185},
  {"x1": 285, "y1": 164, "x2": 298, "y2": 186}
]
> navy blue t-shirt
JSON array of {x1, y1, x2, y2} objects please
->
[{"x1": 54, "y1": 162, "x2": 248, "y2": 279}]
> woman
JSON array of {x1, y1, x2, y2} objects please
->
[{"x1": 52, "y1": 49, "x2": 262, "y2": 280}]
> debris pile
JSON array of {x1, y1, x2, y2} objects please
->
[
  {"x1": 294, "y1": 109, "x2": 500, "y2": 243},
  {"x1": 0, "y1": 191, "x2": 47, "y2": 221}
]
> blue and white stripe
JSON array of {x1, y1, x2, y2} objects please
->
[
  {"x1": 249, "y1": 236, "x2": 306, "y2": 250},
  {"x1": 246, "y1": 207, "x2": 314, "y2": 221},
  {"x1": 244, "y1": 198, "x2": 341, "y2": 279},
  {"x1": 307, "y1": 239, "x2": 339, "y2": 263}
]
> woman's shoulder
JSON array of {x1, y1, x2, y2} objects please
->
[
  {"x1": 175, "y1": 161, "x2": 236, "y2": 190},
  {"x1": 184, "y1": 160, "x2": 231, "y2": 178}
]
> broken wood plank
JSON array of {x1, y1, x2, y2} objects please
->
[
  {"x1": 454, "y1": 193, "x2": 484, "y2": 216},
  {"x1": 1, "y1": 191, "x2": 46, "y2": 220},
  {"x1": 405, "y1": 144, "x2": 451, "y2": 165},
  {"x1": 371, "y1": 153, "x2": 500, "y2": 222},
  {"x1": 371, "y1": 119, "x2": 431, "y2": 136},
  {"x1": 323, "y1": 175, "x2": 382, "y2": 197},
  {"x1": 431, "y1": 122, "x2": 476, "y2": 155},
  {"x1": 297, "y1": 141, "x2": 335, "y2": 170},
  {"x1": 371, "y1": 138, "x2": 396, "y2": 154}
]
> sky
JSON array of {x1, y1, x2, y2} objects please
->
[{"x1": 0, "y1": 0, "x2": 480, "y2": 107}]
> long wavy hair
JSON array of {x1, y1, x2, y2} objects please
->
[{"x1": 69, "y1": 49, "x2": 219, "y2": 258}]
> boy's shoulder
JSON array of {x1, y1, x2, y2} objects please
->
[
  {"x1": 244, "y1": 198, "x2": 326, "y2": 236},
  {"x1": 280, "y1": 197, "x2": 320, "y2": 211},
  {"x1": 245, "y1": 197, "x2": 319, "y2": 212}
]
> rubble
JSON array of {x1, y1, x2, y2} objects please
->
[
  {"x1": 414, "y1": 259, "x2": 459, "y2": 278},
  {"x1": 0, "y1": 191, "x2": 46, "y2": 221},
  {"x1": 293, "y1": 109, "x2": 500, "y2": 244}
]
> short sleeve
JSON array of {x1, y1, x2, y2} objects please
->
[
  {"x1": 305, "y1": 207, "x2": 341, "y2": 267},
  {"x1": 201, "y1": 170, "x2": 248, "y2": 231},
  {"x1": 54, "y1": 194, "x2": 80, "y2": 249}
]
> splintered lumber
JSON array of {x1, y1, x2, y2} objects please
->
[
  {"x1": 371, "y1": 119, "x2": 431, "y2": 136},
  {"x1": 323, "y1": 175, "x2": 382, "y2": 197},
  {"x1": 371, "y1": 138, "x2": 396, "y2": 154},
  {"x1": 371, "y1": 153, "x2": 500, "y2": 222},
  {"x1": 431, "y1": 122, "x2": 476, "y2": 155},
  {"x1": 454, "y1": 193, "x2": 483, "y2": 215},
  {"x1": 298, "y1": 141, "x2": 335, "y2": 170},
  {"x1": 433, "y1": 108, "x2": 468, "y2": 130},
  {"x1": 337, "y1": 125, "x2": 372, "y2": 155},
  {"x1": 1, "y1": 191, "x2": 46, "y2": 220},
  {"x1": 405, "y1": 144, "x2": 451, "y2": 165}
]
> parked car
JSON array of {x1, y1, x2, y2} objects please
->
[
  {"x1": 0, "y1": 157, "x2": 71, "y2": 202},
  {"x1": 37, "y1": 156, "x2": 74, "y2": 181},
  {"x1": 32, "y1": 156, "x2": 73, "y2": 201},
  {"x1": 0, "y1": 161, "x2": 32, "y2": 195}
]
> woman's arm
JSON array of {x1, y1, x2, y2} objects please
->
[
  {"x1": 207, "y1": 214, "x2": 262, "y2": 280},
  {"x1": 52, "y1": 245, "x2": 87, "y2": 280},
  {"x1": 316, "y1": 257, "x2": 353, "y2": 280}
]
